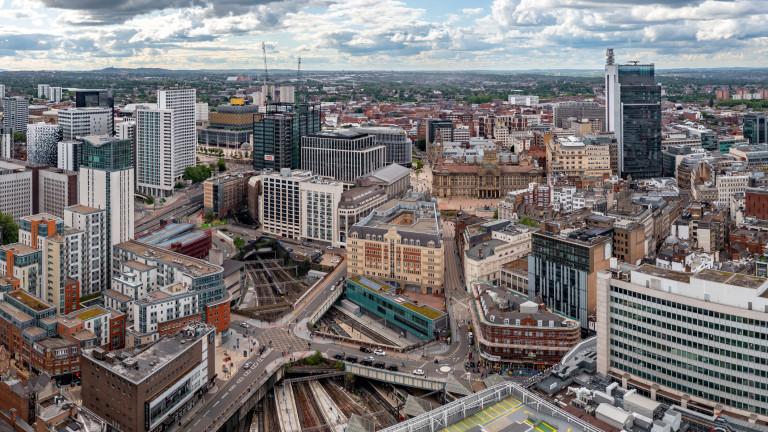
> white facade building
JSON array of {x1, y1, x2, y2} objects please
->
[
  {"x1": 715, "y1": 172, "x2": 750, "y2": 207},
  {"x1": 463, "y1": 224, "x2": 534, "y2": 290},
  {"x1": 597, "y1": 265, "x2": 768, "y2": 426},
  {"x1": 0, "y1": 160, "x2": 33, "y2": 220},
  {"x1": 64, "y1": 205, "x2": 108, "y2": 296},
  {"x1": 507, "y1": 95, "x2": 539, "y2": 106},
  {"x1": 58, "y1": 107, "x2": 112, "y2": 141},
  {"x1": 195, "y1": 102, "x2": 209, "y2": 123},
  {"x1": 39, "y1": 168, "x2": 78, "y2": 218},
  {"x1": 353, "y1": 125, "x2": 412, "y2": 166},
  {"x1": 1, "y1": 97, "x2": 29, "y2": 135},
  {"x1": 300, "y1": 130, "x2": 386, "y2": 184},
  {"x1": 57, "y1": 140, "x2": 81, "y2": 171},
  {"x1": 300, "y1": 179, "x2": 344, "y2": 247},
  {"x1": 136, "y1": 108, "x2": 174, "y2": 197},
  {"x1": 259, "y1": 169, "x2": 315, "y2": 240},
  {"x1": 158, "y1": 88, "x2": 197, "y2": 181},
  {"x1": 26, "y1": 122, "x2": 62, "y2": 165}
]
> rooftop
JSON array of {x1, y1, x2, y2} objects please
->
[
  {"x1": 64, "y1": 204, "x2": 104, "y2": 215},
  {"x1": 0, "y1": 302, "x2": 33, "y2": 323},
  {"x1": 308, "y1": 129, "x2": 369, "y2": 139},
  {"x1": 466, "y1": 239, "x2": 507, "y2": 261},
  {"x1": 366, "y1": 163, "x2": 411, "y2": 184},
  {"x1": 473, "y1": 283, "x2": 577, "y2": 327},
  {"x1": 7, "y1": 290, "x2": 53, "y2": 312},
  {"x1": 0, "y1": 243, "x2": 38, "y2": 256},
  {"x1": 72, "y1": 306, "x2": 109, "y2": 321},
  {"x1": 695, "y1": 269, "x2": 767, "y2": 289},
  {"x1": 82, "y1": 324, "x2": 213, "y2": 384},
  {"x1": 350, "y1": 197, "x2": 442, "y2": 246},
  {"x1": 634, "y1": 264, "x2": 692, "y2": 283},
  {"x1": 349, "y1": 276, "x2": 446, "y2": 320},
  {"x1": 116, "y1": 240, "x2": 222, "y2": 277}
]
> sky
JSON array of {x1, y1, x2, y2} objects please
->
[{"x1": 0, "y1": 0, "x2": 767, "y2": 71}]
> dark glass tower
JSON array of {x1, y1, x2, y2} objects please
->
[
  {"x1": 252, "y1": 102, "x2": 321, "y2": 171},
  {"x1": 744, "y1": 113, "x2": 767, "y2": 145},
  {"x1": 617, "y1": 64, "x2": 662, "y2": 179}
]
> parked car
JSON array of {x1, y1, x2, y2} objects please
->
[
  {"x1": 333, "y1": 353, "x2": 344, "y2": 360},
  {"x1": 360, "y1": 359, "x2": 373, "y2": 366},
  {"x1": 239, "y1": 322, "x2": 249, "y2": 328},
  {"x1": 345, "y1": 356, "x2": 358, "y2": 363},
  {"x1": 359, "y1": 346, "x2": 371, "y2": 353},
  {"x1": 412, "y1": 368, "x2": 425, "y2": 376},
  {"x1": 387, "y1": 365, "x2": 399, "y2": 372},
  {"x1": 373, "y1": 362, "x2": 385, "y2": 369},
  {"x1": 243, "y1": 361, "x2": 254, "y2": 370},
  {"x1": 373, "y1": 348, "x2": 386, "y2": 356}
]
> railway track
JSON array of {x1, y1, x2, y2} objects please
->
[
  {"x1": 321, "y1": 380, "x2": 364, "y2": 418},
  {"x1": 264, "y1": 391, "x2": 281, "y2": 432},
  {"x1": 292, "y1": 383, "x2": 330, "y2": 432},
  {"x1": 360, "y1": 382, "x2": 399, "y2": 428}
]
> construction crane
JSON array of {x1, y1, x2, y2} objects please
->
[
  {"x1": 261, "y1": 41, "x2": 269, "y2": 85},
  {"x1": 296, "y1": 56, "x2": 303, "y2": 103}
]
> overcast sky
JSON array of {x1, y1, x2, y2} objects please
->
[{"x1": 1, "y1": 0, "x2": 766, "y2": 71}]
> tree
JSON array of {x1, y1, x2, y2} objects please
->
[
  {"x1": 12, "y1": 132, "x2": 25, "y2": 143},
  {"x1": 233, "y1": 236, "x2": 246, "y2": 251},
  {"x1": 217, "y1": 158, "x2": 227, "y2": 172},
  {"x1": 145, "y1": 196, "x2": 154, "y2": 205},
  {"x1": 183, "y1": 165, "x2": 212, "y2": 183},
  {"x1": 204, "y1": 211, "x2": 215, "y2": 224},
  {"x1": 0, "y1": 212, "x2": 19, "y2": 245},
  {"x1": 415, "y1": 139, "x2": 426, "y2": 152}
]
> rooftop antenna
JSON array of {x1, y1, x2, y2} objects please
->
[
  {"x1": 297, "y1": 56, "x2": 303, "y2": 103},
  {"x1": 605, "y1": 48, "x2": 614, "y2": 66}
]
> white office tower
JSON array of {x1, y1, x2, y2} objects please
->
[
  {"x1": 278, "y1": 85, "x2": 295, "y2": 103},
  {"x1": 253, "y1": 84, "x2": 295, "y2": 106},
  {"x1": 48, "y1": 86, "x2": 62, "y2": 103},
  {"x1": 0, "y1": 160, "x2": 33, "y2": 220},
  {"x1": 136, "y1": 108, "x2": 174, "y2": 197},
  {"x1": 157, "y1": 88, "x2": 196, "y2": 180},
  {"x1": 259, "y1": 169, "x2": 314, "y2": 240},
  {"x1": 78, "y1": 136, "x2": 135, "y2": 246},
  {"x1": 57, "y1": 140, "x2": 81, "y2": 171},
  {"x1": 0, "y1": 84, "x2": 5, "y2": 99},
  {"x1": 1, "y1": 97, "x2": 29, "y2": 135},
  {"x1": 38, "y1": 84, "x2": 50, "y2": 99},
  {"x1": 0, "y1": 132, "x2": 10, "y2": 159},
  {"x1": 64, "y1": 205, "x2": 107, "y2": 295},
  {"x1": 116, "y1": 120, "x2": 136, "y2": 141},
  {"x1": 300, "y1": 179, "x2": 344, "y2": 247},
  {"x1": 26, "y1": 122, "x2": 62, "y2": 165},
  {"x1": 58, "y1": 107, "x2": 112, "y2": 140}
]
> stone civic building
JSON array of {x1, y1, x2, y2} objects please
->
[{"x1": 432, "y1": 158, "x2": 544, "y2": 199}]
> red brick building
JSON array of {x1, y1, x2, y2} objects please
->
[{"x1": 745, "y1": 188, "x2": 768, "y2": 220}]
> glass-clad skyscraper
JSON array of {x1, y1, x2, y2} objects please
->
[
  {"x1": 605, "y1": 49, "x2": 662, "y2": 179},
  {"x1": 252, "y1": 102, "x2": 321, "y2": 171}
]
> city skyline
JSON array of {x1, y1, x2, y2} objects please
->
[{"x1": 0, "y1": 0, "x2": 766, "y2": 71}]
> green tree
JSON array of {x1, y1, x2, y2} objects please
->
[
  {"x1": 0, "y1": 212, "x2": 19, "y2": 245},
  {"x1": 217, "y1": 158, "x2": 227, "y2": 172},
  {"x1": 233, "y1": 236, "x2": 246, "y2": 251},
  {"x1": 415, "y1": 139, "x2": 426, "y2": 152},
  {"x1": 183, "y1": 165, "x2": 212, "y2": 183},
  {"x1": 204, "y1": 211, "x2": 215, "y2": 223},
  {"x1": 12, "y1": 132, "x2": 25, "y2": 143},
  {"x1": 145, "y1": 196, "x2": 155, "y2": 205}
]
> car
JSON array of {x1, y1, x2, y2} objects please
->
[
  {"x1": 359, "y1": 346, "x2": 371, "y2": 353},
  {"x1": 345, "y1": 356, "x2": 358, "y2": 363},
  {"x1": 373, "y1": 362, "x2": 385, "y2": 369},
  {"x1": 333, "y1": 353, "x2": 344, "y2": 360},
  {"x1": 243, "y1": 361, "x2": 254, "y2": 370},
  {"x1": 360, "y1": 359, "x2": 373, "y2": 366},
  {"x1": 387, "y1": 364, "x2": 399, "y2": 372},
  {"x1": 413, "y1": 368, "x2": 425, "y2": 376},
  {"x1": 330, "y1": 286, "x2": 336, "y2": 292},
  {"x1": 365, "y1": 356, "x2": 375, "y2": 362},
  {"x1": 326, "y1": 246, "x2": 334, "y2": 250},
  {"x1": 373, "y1": 348, "x2": 386, "y2": 356},
  {"x1": 239, "y1": 322, "x2": 249, "y2": 328}
]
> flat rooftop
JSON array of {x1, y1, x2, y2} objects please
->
[
  {"x1": 474, "y1": 283, "x2": 575, "y2": 327},
  {"x1": 72, "y1": 306, "x2": 109, "y2": 321},
  {"x1": 350, "y1": 276, "x2": 446, "y2": 320},
  {"x1": 0, "y1": 243, "x2": 38, "y2": 256},
  {"x1": 695, "y1": 269, "x2": 767, "y2": 289},
  {"x1": 7, "y1": 290, "x2": 53, "y2": 312},
  {"x1": 64, "y1": 204, "x2": 103, "y2": 215},
  {"x1": 83, "y1": 324, "x2": 213, "y2": 384},
  {"x1": 466, "y1": 239, "x2": 507, "y2": 260},
  {"x1": 0, "y1": 302, "x2": 33, "y2": 323},
  {"x1": 635, "y1": 264, "x2": 692, "y2": 283},
  {"x1": 116, "y1": 240, "x2": 222, "y2": 277}
]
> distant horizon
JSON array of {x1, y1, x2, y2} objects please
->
[{"x1": 0, "y1": 1, "x2": 766, "y2": 71}]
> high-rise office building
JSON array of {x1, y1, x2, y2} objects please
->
[
  {"x1": 64, "y1": 204, "x2": 107, "y2": 296},
  {"x1": 300, "y1": 130, "x2": 386, "y2": 183},
  {"x1": 78, "y1": 136, "x2": 135, "y2": 246},
  {"x1": 45, "y1": 227, "x2": 84, "y2": 314},
  {"x1": 597, "y1": 265, "x2": 768, "y2": 425},
  {"x1": 48, "y1": 86, "x2": 62, "y2": 103},
  {"x1": 26, "y1": 122, "x2": 62, "y2": 165},
  {"x1": 1, "y1": 97, "x2": 29, "y2": 135},
  {"x1": 605, "y1": 48, "x2": 662, "y2": 179},
  {"x1": 425, "y1": 118, "x2": 453, "y2": 145},
  {"x1": 528, "y1": 228, "x2": 612, "y2": 331},
  {"x1": 136, "y1": 108, "x2": 174, "y2": 197},
  {"x1": 58, "y1": 107, "x2": 112, "y2": 141},
  {"x1": 158, "y1": 88, "x2": 197, "y2": 179},
  {"x1": 38, "y1": 168, "x2": 78, "y2": 218},
  {"x1": 71, "y1": 89, "x2": 115, "y2": 135},
  {"x1": 744, "y1": 112, "x2": 767, "y2": 145},
  {"x1": 354, "y1": 125, "x2": 412, "y2": 166},
  {"x1": 252, "y1": 102, "x2": 321, "y2": 171},
  {"x1": 300, "y1": 179, "x2": 344, "y2": 246},
  {"x1": 18, "y1": 213, "x2": 63, "y2": 299},
  {"x1": 0, "y1": 84, "x2": 5, "y2": 99},
  {"x1": 258, "y1": 169, "x2": 314, "y2": 240}
]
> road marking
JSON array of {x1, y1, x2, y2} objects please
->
[{"x1": 212, "y1": 401, "x2": 220, "y2": 408}]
